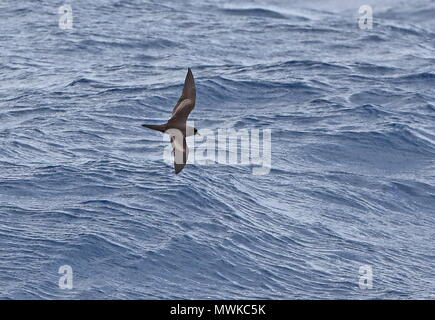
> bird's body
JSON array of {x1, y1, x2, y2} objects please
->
[{"x1": 142, "y1": 68, "x2": 198, "y2": 174}]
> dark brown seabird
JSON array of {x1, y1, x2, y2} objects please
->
[{"x1": 142, "y1": 68, "x2": 199, "y2": 174}]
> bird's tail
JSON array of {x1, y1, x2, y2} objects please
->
[{"x1": 141, "y1": 123, "x2": 167, "y2": 132}]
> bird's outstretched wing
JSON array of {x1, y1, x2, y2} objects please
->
[
  {"x1": 167, "y1": 68, "x2": 195, "y2": 174},
  {"x1": 170, "y1": 68, "x2": 196, "y2": 123},
  {"x1": 171, "y1": 135, "x2": 189, "y2": 174}
]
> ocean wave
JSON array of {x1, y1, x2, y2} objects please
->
[
  {"x1": 0, "y1": 0, "x2": 434, "y2": 300},
  {"x1": 220, "y1": 7, "x2": 290, "y2": 20}
]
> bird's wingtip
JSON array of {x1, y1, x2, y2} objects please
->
[{"x1": 174, "y1": 164, "x2": 185, "y2": 174}]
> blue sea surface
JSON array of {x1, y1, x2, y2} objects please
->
[{"x1": 0, "y1": 0, "x2": 434, "y2": 299}]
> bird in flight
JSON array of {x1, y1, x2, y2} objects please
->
[{"x1": 142, "y1": 68, "x2": 199, "y2": 174}]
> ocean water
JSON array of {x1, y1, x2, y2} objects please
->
[{"x1": 0, "y1": 0, "x2": 434, "y2": 299}]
